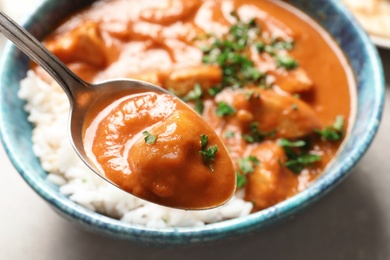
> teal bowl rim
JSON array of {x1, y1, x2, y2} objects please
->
[{"x1": 0, "y1": 0, "x2": 385, "y2": 245}]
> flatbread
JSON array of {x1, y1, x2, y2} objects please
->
[{"x1": 342, "y1": 0, "x2": 390, "y2": 39}]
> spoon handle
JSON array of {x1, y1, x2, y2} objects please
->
[{"x1": 0, "y1": 11, "x2": 87, "y2": 102}]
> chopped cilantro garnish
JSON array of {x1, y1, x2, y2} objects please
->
[
  {"x1": 264, "y1": 45, "x2": 276, "y2": 55},
  {"x1": 182, "y1": 84, "x2": 204, "y2": 114},
  {"x1": 277, "y1": 138, "x2": 306, "y2": 148},
  {"x1": 142, "y1": 131, "x2": 157, "y2": 144},
  {"x1": 238, "y1": 155, "x2": 260, "y2": 174},
  {"x1": 183, "y1": 83, "x2": 202, "y2": 101},
  {"x1": 200, "y1": 13, "x2": 268, "y2": 90},
  {"x1": 236, "y1": 171, "x2": 247, "y2": 188},
  {"x1": 200, "y1": 146, "x2": 218, "y2": 162},
  {"x1": 278, "y1": 138, "x2": 321, "y2": 174},
  {"x1": 235, "y1": 156, "x2": 260, "y2": 188},
  {"x1": 194, "y1": 99, "x2": 204, "y2": 115},
  {"x1": 256, "y1": 41, "x2": 265, "y2": 53},
  {"x1": 199, "y1": 134, "x2": 218, "y2": 171},
  {"x1": 224, "y1": 131, "x2": 235, "y2": 138},
  {"x1": 216, "y1": 101, "x2": 236, "y2": 117},
  {"x1": 198, "y1": 11, "x2": 298, "y2": 92},
  {"x1": 284, "y1": 154, "x2": 321, "y2": 174},
  {"x1": 271, "y1": 38, "x2": 294, "y2": 50},
  {"x1": 208, "y1": 86, "x2": 223, "y2": 97},
  {"x1": 275, "y1": 55, "x2": 298, "y2": 70},
  {"x1": 200, "y1": 134, "x2": 209, "y2": 148},
  {"x1": 315, "y1": 115, "x2": 345, "y2": 141},
  {"x1": 242, "y1": 122, "x2": 276, "y2": 143}
]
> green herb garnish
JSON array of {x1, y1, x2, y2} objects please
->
[
  {"x1": 200, "y1": 134, "x2": 209, "y2": 148},
  {"x1": 199, "y1": 134, "x2": 218, "y2": 171},
  {"x1": 208, "y1": 86, "x2": 223, "y2": 97},
  {"x1": 198, "y1": 12, "x2": 298, "y2": 91},
  {"x1": 271, "y1": 38, "x2": 294, "y2": 51},
  {"x1": 183, "y1": 83, "x2": 202, "y2": 101},
  {"x1": 216, "y1": 101, "x2": 236, "y2": 117},
  {"x1": 182, "y1": 84, "x2": 204, "y2": 114},
  {"x1": 238, "y1": 155, "x2": 260, "y2": 174},
  {"x1": 235, "y1": 155, "x2": 260, "y2": 188},
  {"x1": 315, "y1": 115, "x2": 345, "y2": 141},
  {"x1": 284, "y1": 154, "x2": 321, "y2": 174},
  {"x1": 256, "y1": 41, "x2": 265, "y2": 53},
  {"x1": 194, "y1": 99, "x2": 205, "y2": 115},
  {"x1": 236, "y1": 171, "x2": 247, "y2": 188},
  {"x1": 143, "y1": 131, "x2": 157, "y2": 144},
  {"x1": 275, "y1": 55, "x2": 298, "y2": 70},
  {"x1": 242, "y1": 122, "x2": 276, "y2": 143},
  {"x1": 201, "y1": 13, "x2": 268, "y2": 90},
  {"x1": 224, "y1": 131, "x2": 235, "y2": 138},
  {"x1": 278, "y1": 138, "x2": 321, "y2": 174},
  {"x1": 277, "y1": 139, "x2": 306, "y2": 148}
]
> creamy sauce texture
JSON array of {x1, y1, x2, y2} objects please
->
[{"x1": 36, "y1": 0, "x2": 354, "y2": 212}]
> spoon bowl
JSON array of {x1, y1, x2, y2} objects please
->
[{"x1": 69, "y1": 78, "x2": 171, "y2": 191}]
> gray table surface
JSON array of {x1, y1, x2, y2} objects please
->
[{"x1": 1, "y1": 15, "x2": 390, "y2": 260}]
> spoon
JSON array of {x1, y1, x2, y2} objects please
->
[
  {"x1": 0, "y1": 12, "x2": 236, "y2": 209},
  {"x1": 0, "y1": 11, "x2": 171, "y2": 182}
]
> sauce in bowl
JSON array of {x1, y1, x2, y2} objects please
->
[{"x1": 34, "y1": 0, "x2": 354, "y2": 212}]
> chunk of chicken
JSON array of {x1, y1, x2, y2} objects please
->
[
  {"x1": 139, "y1": 0, "x2": 201, "y2": 25},
  {"x1": 274, "y1": 67, "x2": 313, "y2": 94},
  {"x1": 45, "y1": 21, "x2": 108, "y2": 67},
  {"x1": 244, "y1": 141, "x2": 298, "y2": 211},
  {"x1": 163, "y1": 65, "x2": 222, "y2": 96},
  {"x1": 128, "y1": 71, "x2": 164, "y2": 87},
  {"x1": 128, "y1": 65, "x2": 222, "y2": 96},
  {"x1": 216, "y1": 88, "x2": 322, "y2": 139}
]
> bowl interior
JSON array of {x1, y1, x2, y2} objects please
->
[{"x1": 0, "y1": 0, "x2": 384, "y2": 245}]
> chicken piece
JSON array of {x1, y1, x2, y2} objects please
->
[
  {"x1": 217, "y1": 88, "x2": 322, "y2": 139},
  {"x1": 127, "y1": 71, "x2": 164, "y2": 87},
  {"x1": 127, "y1": 109, "x2": 235, "y2": 209},
  {"x1": 127, "y1": 65, "x2": 222, "y2": 96},
  {"x1": 140, "y1": 0, "x2": 201, "y2": 25},
  {"x1": 163, "y1": 65, "x2": 222, "y2": 95},
  {"x1": 163, "y1": 65, "x2": 222, "y2": 96},
  {"x1": 274, "y1": 67, "x2": 313, "y2": 94},
  {"x1": 244, "y1": 141, "x2": 298, "y2": 211},
  {"x1": 45, "y1": 21, "x2": 107, "y2": 67}
]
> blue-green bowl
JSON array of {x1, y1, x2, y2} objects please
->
[{"x1": 0, "y1": 0, "x2": 385, "y2": 245}]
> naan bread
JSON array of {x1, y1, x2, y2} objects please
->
[{"x1": 342, "y1": 0, "x2": 390, "y2": 38}]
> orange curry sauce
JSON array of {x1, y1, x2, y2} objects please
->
[
  {"x1": 83, "y1": 90, "x2": 236, "y2": 209},
  {"x1": 35, "y1": 0, "x2": 353, "y2": 212}
]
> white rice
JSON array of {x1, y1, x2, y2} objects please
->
[{"x1": 18, "y1": 70, "x2": 253, "y2": 228}]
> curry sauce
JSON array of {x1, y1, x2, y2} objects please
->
[
  {"x1": 35, "y1": 0, "x2": 354, "y2": 212},
  {"x1": 82, "y1": 90, "x2": 236, "y2": 209}
]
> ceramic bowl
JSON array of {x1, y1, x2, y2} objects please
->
[{"x1": 0, "y1": 0, "x2": 384, "y2": 245}]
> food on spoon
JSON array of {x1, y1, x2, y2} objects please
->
[
  {"x1": 21, "y1": 0, "x2": 354, "y2": 226},
  {"x1": 82, "y1": 91, "x2": 235, "y2": 209}
]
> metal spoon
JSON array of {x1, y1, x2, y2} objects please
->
[
  {"x1": 0, "y1": 11, "x2": 167, "y2": 182},
  {"x1": 0, "y1": 11, "x2": 236, "y2": 209}
]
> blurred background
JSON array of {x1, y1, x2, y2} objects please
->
[{"x1": 1, "y1": 0, "x2": 390, "y2": 259}]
